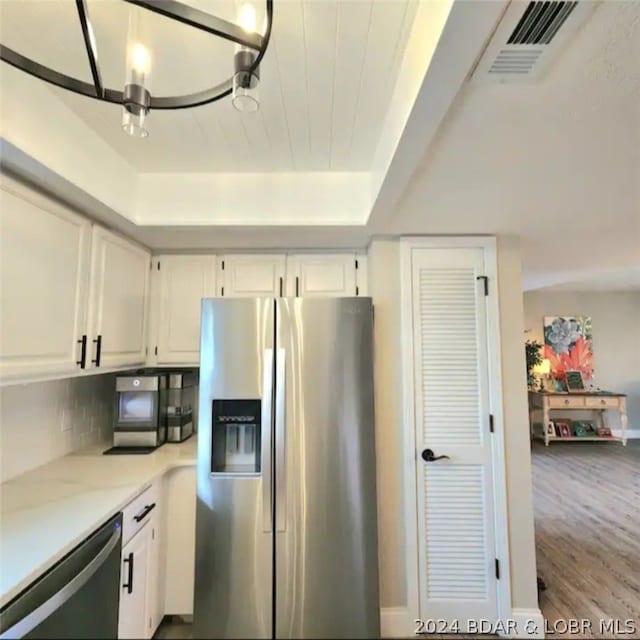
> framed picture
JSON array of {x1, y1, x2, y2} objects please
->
[
  {"x1": 546, "y1": 421, "x2": 557, "y2": 437},
  {"x1": 573, "y1": 422, "x2": 589, "y2": 437},
  {"x1": 543, "y1": 316, "x2": 594, "y2": 381},
  {"x1": 556, "y1": 421, "x2": 572, "y2": 438},
  {"x1": 565, "y1": 370, "x2": 586, "y2": 392}
]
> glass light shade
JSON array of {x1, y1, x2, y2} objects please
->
[
  {"x1": 124, "y1": 8, "x2": 152, "y2": 84},
  {"x1": 122, "y1": 7, "x2": 152, "y2": 137},
  {"x1": 122, "y1": 106, "x2": 149, "y2": 138},
  {"x1": 232, "y1": 70, "x2": 259, "y2": 112}
]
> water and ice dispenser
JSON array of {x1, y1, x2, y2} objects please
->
[{"x1": 211, "y1": 399, "x2": 262, "y2": 474}]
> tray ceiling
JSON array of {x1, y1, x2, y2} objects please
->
[{"x1": 0, "y1": 0, "x2": 418, "y2": 172}]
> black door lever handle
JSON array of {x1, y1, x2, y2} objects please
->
[{"x1": 421, "y1": 448, "x2": 450, "y2": 462}]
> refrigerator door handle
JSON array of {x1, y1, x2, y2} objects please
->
[
  {"x1": 261, "y1": 348, "x2": 274, "y2": 533},
  {"x1": 275, "y1": 347, "x2": 286, "y2": 532}
]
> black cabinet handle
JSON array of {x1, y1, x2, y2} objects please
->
[
  {"x1": 76, "y1": 335, "x2": 87, "y2": 369},
  {"x1": 295, "y1": 276, "x2": 299, "y2": 297},
  {"x1": 421, "y1": 448, "x2": 450, "y2": 462},
  {"x1": 133, "y1": 502, "x2": 156, "y2": 523},
  {"x1": 279, "y1": 277, "x2": 283, "y2": 297},
  {"x1": 123, "y1": 552, "x2": 134, "y2": 594},
  {"x1": 91, "y1": 335, "x2": 102, "y2": 367}
]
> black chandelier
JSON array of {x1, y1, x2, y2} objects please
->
[{"x1": 0, "y1": 0, "x2": 274, "y2": 138}]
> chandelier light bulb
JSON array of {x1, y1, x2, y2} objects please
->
[
  {"x1": 131, "y1": 43, "x2": 151, "y2": 75},
  {"x1": 238, "y1": 3, "x2": 257, "y2": 33}
]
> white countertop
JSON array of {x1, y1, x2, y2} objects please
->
[{"x1": 0, "y1": 438, "x2": 197, "y2": 608}]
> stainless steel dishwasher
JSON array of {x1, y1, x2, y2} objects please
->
[{"x1": 0, "y1": 513, "x2": 122, "y2": 639}]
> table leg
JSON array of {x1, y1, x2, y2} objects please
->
[
  {"x1": 543, "y1": 401, "x2": 550, "y2": 446},
  {"x1": 599, "y1": 409, "x2": 606, "y2": 433},
  {"x1": 620, "y1": 398, "x2": 628, "y2": 446}
]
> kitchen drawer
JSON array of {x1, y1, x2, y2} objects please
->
[
  {"x1": 548, "y1": 396, "x2": 585, "y2": 409},
  {"x1": 122, "y1": 482, "x2": 159, "y2": 545},
  {"x1": 585, "y1": 396, "x2": 620, "y2": 409}
]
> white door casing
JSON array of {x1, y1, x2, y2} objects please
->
[
  {"x1": 0, "y1": 176, "x2": 91, "y2": 381},
  {"x1": 156, "y1": 255, "x2": 217, "y2": 364},
  {"x1": 87, "y1": 226, "x2": 150, "y2": 369},
  {"x1": 409, "y1": 244, "x2": 501, "y2": 624}
]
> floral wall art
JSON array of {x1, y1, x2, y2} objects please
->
[{"x1": 543, "y1": 316, "x2": 594, "y2": 381}]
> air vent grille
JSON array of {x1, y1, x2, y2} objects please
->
[
  {"x1": 489, "y1": 49, "x2": 543, "y2": 75},
  {"x1": 508, "y1": 1, "x2": 578, "y2": 45},
  {"x1": 471, "y1": 0, "x2": 595, "y2": 83}
]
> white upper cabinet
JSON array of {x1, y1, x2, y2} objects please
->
[
  {"x1": 0, "y1": 177, "x2": 91, "y2": 381},
  {"x1": 155, "y1": 255, "x2": 217, "y2": 364},
  {"x1": 87, "y1": 227, "x2": 150, "y2": 369},
  {"x1": 219, "y1": 254, "x2": 286, "y2": 297},
  {"x1": 286, "y1": 254, "x2": 361, "y2": 297}
]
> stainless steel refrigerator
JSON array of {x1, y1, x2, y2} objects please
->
[{"x1": 194, "y1": 297, "x2": 379, "y2": 639}]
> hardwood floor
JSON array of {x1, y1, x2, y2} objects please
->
[
  {"x1": 532, "y1": 440, "x2": 640, "y2": 639},
  {"x1": 154, "y1": 616, "x2": 193, "y2": 639}
]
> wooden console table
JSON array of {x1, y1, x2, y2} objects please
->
[{"x1": 528, "y1": 391, "x2": 628, "y2": 446}]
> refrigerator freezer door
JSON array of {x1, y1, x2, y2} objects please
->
[
  {"x1": 194, "y1": 298, "x2": 275, "y2": 639},
  {"x1": 275, "y1": 298, "x2": 380, "y2": 639}
]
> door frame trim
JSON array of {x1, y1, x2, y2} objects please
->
[{"x1": 399, "y1": 236, "x2": 512, "y2": 628}]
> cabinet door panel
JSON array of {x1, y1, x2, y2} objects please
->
[
  {"x1": 88, "y1": 227, "x2": 150, "y2": 368},
  {"x1": 118, "y1": 526, "x2": 151, "y2": 640},
  {"x1": 164, "y1": 467, "x2": 196, "y2": 615},
  {"x1": 220, "y1": 255, "x2": 285, "y2": 297},
  {"x1": 0, "y1": 178, "x2": 90, "y2": 380},
  {"x1": 287, "y1": 254, "x2": 357, "y2": 297},
  {"x1": 147, "y1": 514, "x2": 164, "y2": 637},
  {"x1": 157, "y1": 255, "x2": 217, "y2": 363}
]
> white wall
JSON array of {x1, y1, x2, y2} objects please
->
[
  {"x1": 496, "y1": 237, "x2": 539, "y2": 611},
  {"x1": 368, "y1": 236, "x2": 540, "y2": 621},
  {"x1": 524, "y1": 289, "x2": 640, "y2": 432},
  {"x1": 0, "y1": 374, "x2": 114, "y2": 482},
  {"x1": 368, "y1": 240, "x2": 406, "y2": 607}
]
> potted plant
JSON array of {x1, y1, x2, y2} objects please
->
[{"x1": 525, "y1": 340, "x2": 543, "y2": 389}]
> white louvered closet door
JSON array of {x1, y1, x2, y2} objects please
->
[{"x1": 411, "y1": 247, "x2": 498, "y2": 622}]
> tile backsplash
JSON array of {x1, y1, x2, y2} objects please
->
[{"x1": 0, "y1": 374, "x2": 115, "y2": 483}]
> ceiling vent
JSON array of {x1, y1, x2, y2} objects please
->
[{"x1": 471, "y1": 0, "x2": 598, "y2": 83}]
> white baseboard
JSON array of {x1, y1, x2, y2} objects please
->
[
  {"x1": 380, "y1": 607, "x2": 412, "y2": 638},
  {"x1": 613, "y1": 428, "x2": 640, "y2": 439},
  {"x1": 500, "y1": 608, "x2": 545, "y2": 638}
]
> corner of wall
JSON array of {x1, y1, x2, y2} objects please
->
[
  {"x1": 367, "y1": 239, "x2": 408, "y2": 610},
  {"x1": 496, "y1": 236, "x2": 540, "y2": 612}
]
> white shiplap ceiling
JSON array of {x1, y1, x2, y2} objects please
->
[{"x1": 0, "y1": 0, "x2": 418, "y2": 172}]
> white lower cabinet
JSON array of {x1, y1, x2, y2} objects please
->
[
  {"x1": 119, "y1": 524, "x2": 151, "y2": 639},
  {"x1": 163, "y1": 467, "x2": 196, "y2": 615},
  {"x1": 118, "y1": 484, "x2": 164, "y2": 639},
  {"x1": 147, "y1": 504, "x2": 164, "y2": 635}
]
